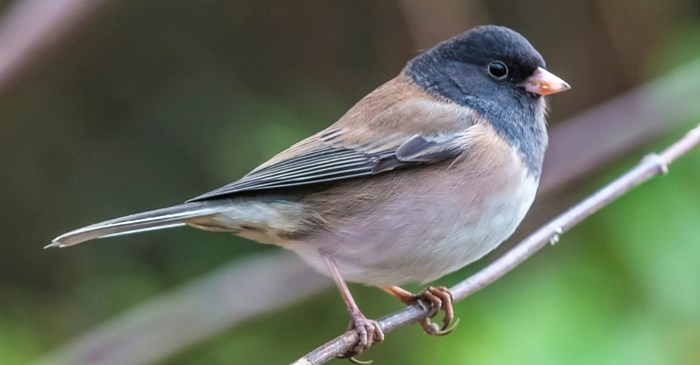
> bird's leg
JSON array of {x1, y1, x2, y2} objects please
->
[
  {"x1": 323, "y1": 255, "x2": 384, "y2": 360},
  {"x1": 381, "y1": 285, "x2": 457, "y2": 336}
]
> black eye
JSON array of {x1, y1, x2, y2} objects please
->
[{"x1": 488, "y1": 61, "x2": 508, "y2": 80}]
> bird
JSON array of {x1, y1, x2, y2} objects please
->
[{"x1": 49, "y1": 25, "x2": 570, "y2": 358}]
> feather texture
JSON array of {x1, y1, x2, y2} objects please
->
[
  {"x1": 47, "y1": 202, "x2": 223, "y2": 248},
  {"x1": 188, "y1": 75, "x2": 472, "y2": 201}
]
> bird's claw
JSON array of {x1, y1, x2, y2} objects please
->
[
  {"x1": 413, "y1": 286, "x2": 457, "y2": 336},
  {"x1": 339, "y1": 314, "x2": 384, "y2": 363},
  {"x1": 419, "y1": 316, "x2": 460, "y2": 336},
  {"x1": 348, "y1": 356, "x2": 373, "y2": 365}
]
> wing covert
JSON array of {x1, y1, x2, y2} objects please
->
[{"x1": 187, "y1": 132, "x2": 464, "y2": 202}]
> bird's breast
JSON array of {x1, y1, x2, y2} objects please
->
[{"x1": 292, "y1": 123, "x2": 541, "y2": 286}]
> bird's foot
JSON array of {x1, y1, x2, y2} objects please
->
[
  {"x1": 339, "y1": 313, "x2": 384, "y2": 363},
  {"x1": 412, "y1": 286, "x2": 458, "y2": 336}
]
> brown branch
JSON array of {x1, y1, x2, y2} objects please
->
[{"x1": 291, "y1": 123, "x2": 700, "y2": 365}]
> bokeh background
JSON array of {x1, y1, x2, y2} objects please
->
[{"x1": 1, "y1": 0, "x2": 699, "y2": 364}]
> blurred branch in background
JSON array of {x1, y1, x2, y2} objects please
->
[
  {"x1": 33, "y1": 60, "x2": 700, "y2": 364},
  {"x1": 294, "y1": 124, "x2": 700, "y2": 365},
  {"x1": 0, "y1": 0, "x2": 109, "y2": 96},
  {"x1": 34, "y1": 254, "x2": 328, "y2": 365}
]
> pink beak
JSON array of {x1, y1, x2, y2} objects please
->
[{"x1": 521, "y1": 67, "x2": 571, "y2": 96}]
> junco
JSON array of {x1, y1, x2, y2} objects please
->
[{"x1": 49, "y1": 25, "x2": 569, "y2": 357}]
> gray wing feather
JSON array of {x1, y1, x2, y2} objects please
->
[{"x1": 188, "y1": 133, "x2": 464, "y2": 202}]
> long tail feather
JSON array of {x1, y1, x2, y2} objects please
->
[{"x1": 47, "y1": 202, "x2": 223, "y2": 248}]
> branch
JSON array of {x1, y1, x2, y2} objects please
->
[
  {"x1": 540, "y1": 58, "x2": 700, "y2": 194},
  {"x1": 34, "y1": 254, "x2": 329, "y2": 365},
  {"x1": 0, "y1": 0, "x2": 110, "y2": 96},
  {"x1": 291, "y1": 123, "x2": 700, "y2": 365}
]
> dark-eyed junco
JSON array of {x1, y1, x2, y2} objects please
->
[{"x1": 49, "y1": 25, "x2": 569, "y2": 357}]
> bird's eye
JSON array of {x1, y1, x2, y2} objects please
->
[{"x1": 487, "y1": 61, "x2": 508, "y2": 80}]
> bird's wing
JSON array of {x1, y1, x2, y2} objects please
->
[
  {"x1": 187, "y1": 79, "x2": 477, "y2": 202},
  {"x1": 187, "y1": 131, "x2": 465, "y2": 201}
]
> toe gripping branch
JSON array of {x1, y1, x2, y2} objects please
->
[
  {"x1": 411, "y1": 286, "x2": 458, "y2": 336},
  {"x1": 383, "y1": 285, "x2": 458, "y2": 336}
]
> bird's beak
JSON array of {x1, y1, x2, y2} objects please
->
[{"x1": 521, "y1": 67, "x2": 571, "y2": 96}]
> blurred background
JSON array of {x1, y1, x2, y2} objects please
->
[{"x1": 1, "y1": 0, "x2": 699, "y2": 364}]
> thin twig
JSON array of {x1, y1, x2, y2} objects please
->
[{"x1": 291, "y1": 123, "x2": 700, "y2": 365}]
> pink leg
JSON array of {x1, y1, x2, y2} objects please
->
[{"x1": 324, "y1": 255, "x2": 384, "y2": 360}]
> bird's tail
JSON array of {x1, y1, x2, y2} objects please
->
[{"x1": 47, "y1": 201, "x2": 225, "y2": 248}]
